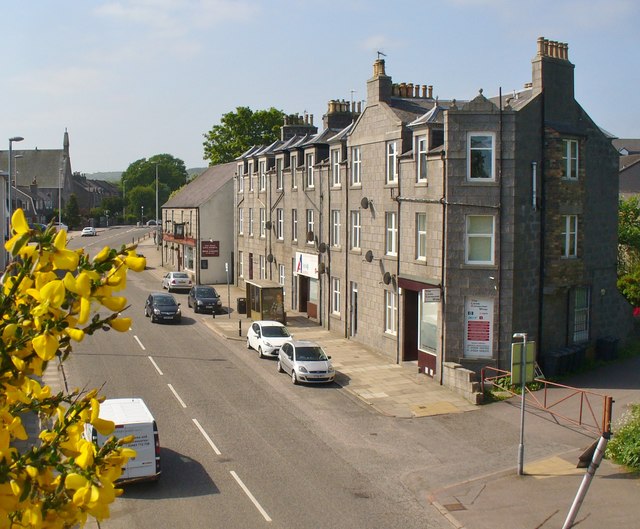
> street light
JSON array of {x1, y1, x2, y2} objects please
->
[
  {"x1": 8, "y1": 136, "x2": 24, "y2": 229},
  {"x1": 141, "y1": 205, "x2": 144, "y2": 225},
  {"x1": 155, "y1": 164, "x2": 160, "y2": 247}
]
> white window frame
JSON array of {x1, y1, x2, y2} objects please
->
[
  {"x1": 276, "y1": 208, "x2": 284, "y2": 240},
  {"x1": 306, "y1": 209, "x2": 314, "y2": 244},
  {"x1": 572, "y1": 287, "x2": 590, "y2": 342},
  {"x1": 238, "y1": 250, "x2": 244, "y2": 279},
  {"x1": 331, "y1": 149, "x2": 341, "y2": 187},
  {"x1": 291, "y1": 154, "x2": 298, "y2": 189},
  {"x1": 467, "y1": 132, "x2": 495, "y2": 181},
  {"x1": 562, "y1": 139, "x2": 579, "y2": 180},
  {"x1": 279, "y1": 264, "x2": 286, "y2": 287},
  {"x1": 416, "y1": 135, "x2": 427, "y2": 183},
  {"x1": 416, "y1": 212, "x2": 427, "y2": 260},
  {"x1": 384, "y1": 290, "x2": 397, "y2": 335},
  {"x1": 385, "y1": 212, "x2": 398, "y2": 256},
  {"x1": 238, "y1": 208, "x2": 244, "y2": 235},
  {"x1": 350, "y1": 210, "x2": 361, "y2": 250},
  {"x1": 276, "y1": 158, "x2": 284, "y2": 190},
  {"x1": 306, "y1": 153, "x2": 315, "y2": 188},
  {"x1": 562, "y1": 215, "x2": 578, "y2": 258},
  {"x1": 248, "y1": 161, "x2": 254, "y2": 191},
  {"x1": 248, "y1": 208, "x2": 254, "y2": 236},
  {"x1": 386, "y1": 141, "x2": 398, "y2": 184},
  {"x1": 259, "y1": 160, "x2": 266, "y2": 191},
  {"x1": 292, "y1": 208, "x2": 298, "y2": 242},
  {"x1": 259, "y1": 208, "x2": 266, "y2": 238},
  {"x1": 331, "y1": 277, "x2": 341, "y2": 315},
  {"x1": 465, "y1": 215, "x2": 495, "y2": 265},
  {"x1": 259, "y1": 255, "x2": 265, "y2": 279},
  {"x1": 351, "y1": 146, "x2": 361, "y2": 186},
  {"x1": 237, "y1": 163, "x2": 244, "y2": 193},
  {"x1": 331, "y1": 209, "x2": 341, "y2": 247}
]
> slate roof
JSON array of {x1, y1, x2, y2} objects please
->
[
  {"x1": 0, "y1": 148, "x2": 69, "y2": 189},
  {"x1": 163, "y1": 162, "x2": 236, "y2": 208},
  {"x1": 387, "y1": 97, "x2": 436, "y2": 123},
  {"x1": 621, "y1": 154, "x2": 640, "y2": 171},
  {"x1": 613, "y1": 139, "x2": 640, "y2": 155}
]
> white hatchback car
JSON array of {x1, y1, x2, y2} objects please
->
[
  {"x1": 246, "y1": 320, "x2": 293, "y2": 358},
  {"x1": 81, "y1": 226, "x2": 96, "y2": 236},
  {"x1": 277, "y1": 340, "x2": 335, "y2": 384}
]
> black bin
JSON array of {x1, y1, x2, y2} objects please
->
[
  {"x1": 596, "y1": 336, "x2": 619, "y2": 361},
  {"x1": 237, "y1": 297, "x2": 246, "y2": 315}
]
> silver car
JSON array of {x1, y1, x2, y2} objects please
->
[
  {"x1": 162, "y1": 271, "x2": 193, "y2": 292},
  {"x1": 246, "y1": 320, "x2": 293, "y2": 358},
  {"x1": 277, "y1": 340, "x2": 335, "y2": 384}
]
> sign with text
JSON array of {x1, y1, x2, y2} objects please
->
[
  {"x1": 201, "y1": 240, "x2": 219, "y2": 257},
  {"x1": 294, "y1": 251, "x2": 318, "y2": 278},
  {"x1": 422, "y1": 288, "x2": 441, "y2": 303},
  {"x1": 464, "y1": 298, "x2": 493, "y2": 358}
]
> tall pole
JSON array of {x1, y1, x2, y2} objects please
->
[
  {"x1": 8, "y1": 136, "x2": 24, "y2": 231},
  {"x1": 513, "y1": 332, "x2": 528, "y2": 476},
  {"x1": 155, "y1": 164, "x2": 159, "y2": 247},
  {"x1": 122, "y1": 179, "x2": 126, "y2": 220}
]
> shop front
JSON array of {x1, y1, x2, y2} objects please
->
[{"x1": 294, "y1": 251, "x2": 319, "y2": 319}]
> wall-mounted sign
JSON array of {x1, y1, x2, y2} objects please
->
[
  {"x1": 201, "y1": 240, "x2": 219, "y2": 257},
  {"x1": 464, "y1": 298, "x2": 493, "y2": 358},
  {"x1": 294, "y1": 251, "x2": 318, "y2": 278},
  {"x1": 422, "y1": 288, "x2": 441, "y2": 303}
]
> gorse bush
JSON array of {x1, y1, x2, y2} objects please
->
[
  {"x1": 0, "y1": 209, "x2": 145, "y2": 528},
  {"x1": 606, "y1": 404, "x2": 640, "y2": 472}
]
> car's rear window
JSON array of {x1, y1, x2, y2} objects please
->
[
  {"x1": 174, "y1": 273, "x2": 189, "y2": 279},
  {"x1": 262, "y1": 326, "x2": 290, "y2": 338}
]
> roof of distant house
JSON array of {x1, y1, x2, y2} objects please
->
[{"x1": 163, "y1": 161, "x2": 236, "y2": 208}]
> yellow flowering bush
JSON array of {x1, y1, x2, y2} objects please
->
[{"x1": 0, "y1": 209, "x2": 146, "y2": 528}]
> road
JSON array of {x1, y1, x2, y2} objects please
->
[{"x1": 63, "y1": 227, "x2": 451, "y2": 529}]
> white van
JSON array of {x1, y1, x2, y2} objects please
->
[{"x1": 84, "y1": 398, "x2": 161, "y2": 484}]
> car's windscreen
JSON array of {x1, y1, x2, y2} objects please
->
[
  {"x1": 196, "y1": 287, "x2": 217, "y2": 297},
  {"x1": 295, "y1": 347, "x2": 327, "y2": 361},
  {"x1": 262, "y1": 326, "x2": 290, "y2": 338},
  {"x1": 155, "y1": 296, "x2": 177, "y2": 306}
]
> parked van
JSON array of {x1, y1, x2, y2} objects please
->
[{"x1": 84, "y1": 398, "x2": 161, "y2": 484}]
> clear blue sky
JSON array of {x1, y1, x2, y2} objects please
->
[{"x1": 3, "y1": 0, "x2": 638, "y2": 174}]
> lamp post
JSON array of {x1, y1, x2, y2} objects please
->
[
  {"x1": 141, "y1": 205, "x2": 144, "y2": 225},
  {"x1": 8, "y1": 136, "x2": 24, "y2": 229},
  {"x1": 155, "y1": 164, "x2": 160, "y2": 247}
]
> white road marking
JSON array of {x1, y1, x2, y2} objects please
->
[
  {"x1": 230, "y1": 470, "x2": 272, "y2": 522},
  {"x1": 134, "y1": 335, "x2": 146, "y2": 350},
  {"x1": 148, "y1": 356, "x2": 163, "y2": 375},
  {"x1": 192, "y1": 418, "x2": 222, "y2": 455},
  {"x1": 167, "y1": 384, "x2": 187, "y2": 408}
]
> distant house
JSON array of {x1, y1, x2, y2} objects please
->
[
  {"x1": 161, "y1": 162, "x2": 236, "y2": 285},
  {"x1": 614, "y1": 139, "x2": 640, "y2": 198}
]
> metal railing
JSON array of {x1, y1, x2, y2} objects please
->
[{"x1": 481, "y1": 366, "x2": 613, "y2": 435}]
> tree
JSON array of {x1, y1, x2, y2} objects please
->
[
  {"x1": 1, "y1": 208, "x2": 146, "y2": 527},
  {"x1": 203, "y1": 106, "x2": 285, "y2": 165},
  {"x1": 617, "y1": 197, "x2": 640, "y2": 305},
  {"x1": 126, "y1": 186, "x2": 155, "y2": 223},
  {"x1": 63, "y1": 193, "x2": 81, "y2": 229}
]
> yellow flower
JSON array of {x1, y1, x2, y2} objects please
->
[
  {"x1": 124, "y1": 254, "x2": 146, "y2": 272},
  {"x1": 52, "y1": 230, "x2": 79, "y2": 270},
  {"x1": 32, "y1": 333, "x2": 59, "y2": 361},
  {"x1": 11, "y1": 208, "x2": 29, "y2": 235},
  {"x1": 93, "y1": 246, "x2": 111, "y2": 263},
  {"x1": 66, "y1": 328, "x2": 85, "y2": 342},
  {"x1": 109, "y1": 317, "x2": 131, "y2": 332},
  {"x1": 100, "y1": 296, "x2": 127, "y2": 312}
]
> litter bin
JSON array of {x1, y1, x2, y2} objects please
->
[
  {"x1": 596, "y1": 336, "x2": 619, "y2": 361},
  {"x1": 237, "y1": 297, "x2": 246, "y2": 315}
]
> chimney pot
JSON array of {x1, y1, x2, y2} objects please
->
[{"x1": 428, "y1": 85, "x2": 433, "y2": 99}]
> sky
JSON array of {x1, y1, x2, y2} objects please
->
[{"x1": 3, "y1": 0, "x2": 639, "y2": 174}]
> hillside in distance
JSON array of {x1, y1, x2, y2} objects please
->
[{"x1": 87, "y1": 167, "x2": 207, "y2": 182}]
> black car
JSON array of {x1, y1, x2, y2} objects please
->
[
  {"x1": 187, "y1": 285, "x2": 222, "y2": 314},
  {"x1": 144, "y1": 292, "x2": 182, "y2": 323}
]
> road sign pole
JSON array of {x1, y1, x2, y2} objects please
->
[{"x1": 513, "y1": 332, "x2": 528, "y2": 476}]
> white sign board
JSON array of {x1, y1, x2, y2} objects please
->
[
  {"x1": 294, "y1": 252, "x2": 318, "y2": 278},
  {"x1": 464, "y1": 298, "x2": 493, "y2": 358},
  {"x1": 422, "y1": 288, "x2": 441, "y2": 303}
]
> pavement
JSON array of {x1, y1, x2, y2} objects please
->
[{"x1": 43, "y1": 230, "x2": 640, "y2": 528}]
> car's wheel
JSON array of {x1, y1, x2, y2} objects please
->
[
  {"x1": 144, "y1": 308, "x2": 148, "y2": 317},
  {"x1": 291, "y1": 370, "x2": 298, "y2": 385},
  {"x1": 151, "y1": 313, "x2": 156, "y2": 323},
  {"x1": 246, "y1": 338, "x2": 252, "y2": 350},
  {"x1": 194, "y1": 305, "x2": 199, "y2": 314},
  {"x1": 258, "y1": 347, "x2": 264, "y2": 359},
  {"x1": 167, "y1": 287, "x2": 172, "y2": 293},
  {"x1": 277, "y1": 360, "x2": 284, "y2": 373}
]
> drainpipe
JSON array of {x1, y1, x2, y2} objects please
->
[
  {"x1": 395, "y1": 154, "x2": 402, "y2": 365},
  {"x1": 326, "y1": 158, "x2": 331, "y2": 332},
  {"x1": 439, "y1": 150, "x2": 447, "y2": 385},
  {"x1": 537, "y1": 89, "x2": 546, "y2": 353},
  {"x1": 496, "y1": 88, "x2": 503, "y2": 369},
  {"x1": 196, "y1": 207, "x2": 201, "y2": 285},
  {"x1": 345, "y1": 153, "x2": 351, "y2": 338}
]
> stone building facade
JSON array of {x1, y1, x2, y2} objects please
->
[{"x1": 234, "y1": 37, "x2": 632, "y2": 388}]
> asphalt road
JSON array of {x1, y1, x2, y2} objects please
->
[{"x1": 64, "y1": 227, "x2": 451, "y2": 529}]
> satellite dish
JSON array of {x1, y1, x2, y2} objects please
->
[
  {"x1": 318, "y1": 242, "x2": 327, "y2": 254},
  {"x1": 267, "y1": 253, "x2": 274, "y2": 263},
  {"x1": 360, "y1": 197, "x2": 370, "y2": 209},
  {"x1": 265, "y1": 221, "x2": 272, "y2": 230},
  {"x1": 318, "y1": 262, "x2": 326, "y2": 274},
  {"x1": 306, "y1": 231, "x2": 315, "y2": 242},
  {"x1": 365, "y1": 250, "x2": 374, "y2": 263},
  {"x1": 383, "y1": 272, "x2": 391, "y2": 285}
]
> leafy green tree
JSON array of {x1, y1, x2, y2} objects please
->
[
  {"x1": 617, "y1": 197, "x2": 640, "y2": 305},
  {"x1": 127, "y1": 186, "x2": 155, "y2": 223},
  {"x1": 63, "y1": 193, "x2": 81, "y2": 229},
  {"x1": 203, "y1": 106, "x2": 284, "y2": 165}
]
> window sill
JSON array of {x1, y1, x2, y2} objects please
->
[{"x1": 461, "y1": 263, "x2": 498, "y2": 269}]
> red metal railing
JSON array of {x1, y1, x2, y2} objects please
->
[{"x1": 481, "y1": 366, "x2": 613, "y2": 435}]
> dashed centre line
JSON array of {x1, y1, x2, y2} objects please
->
[
  {"x1": 192, "y1": 418, "x2": 222, "y2": 455},
  {"x1": 230, "y1": 471, "x2": 272, "y2": 522},
  {"x1": 148, "y1": 356, "x2": 163, "y2": 375},
  {"x1": 167, "y1": 384, "x2": 187, "y2": 408},
  {"x1": 134, "y1": 335, "x2": 146, "y2": 350}
]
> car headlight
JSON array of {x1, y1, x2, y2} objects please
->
[
  {"x1": 197, "y1": 300, "x2": 204, "y2": 305},
  {"x1": 328, "y1": 366, "x2": 335, "y2": 373},
  {"x1": 298, "y1": 366, "x2": 308, "y2": 373},
  {"x1": 176, "y1": 308, "x2": 181, "y2": 315},
  {"x1": 153, "y1": 308, "x2": 160, "y2": 314}
]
